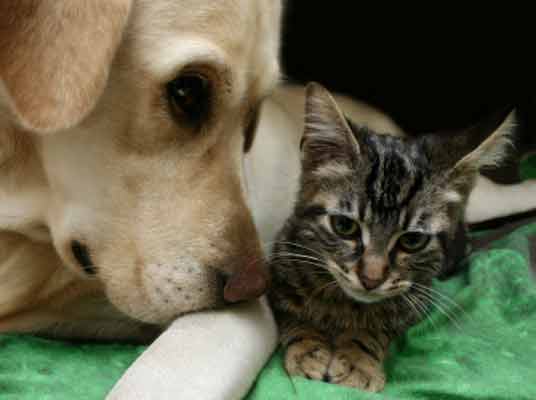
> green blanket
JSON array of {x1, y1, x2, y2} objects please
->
[
  {"x1": 248, "y1": 238, "x2": 536, "y2": 400},
  {"x1": 2, "y1": 223, "x2": 536, "y2": 400},
  {"x1": 2, "y1": 156, "x2": 536, "y2": 399}
]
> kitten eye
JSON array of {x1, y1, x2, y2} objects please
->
[
  {"x1": 397, "y1": 232, "x2": 431, "y2": 253},
  {"x1": 167, "y1": 73, "x2": 211, "y2": 125},
  {"x1": 330, "y1": 215, "x2": 360, "y2": 239}
]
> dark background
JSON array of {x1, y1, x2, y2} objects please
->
[
  {"x1": 280, "y1": 4, "x2": 536, "y2": 182},
  {"x1": 280, "y1": 4, "x2": 536, "y2": 158},
  {"x1": 279, "y1": 3, "x2": 536, "y2": 274}
]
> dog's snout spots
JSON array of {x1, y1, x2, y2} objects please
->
[
  {"x1": 70, "y1": 240, "x2": 96, "y2": 275},
  {"x1": 142, "y1": 261, "x2": 227, "y2": 321}
]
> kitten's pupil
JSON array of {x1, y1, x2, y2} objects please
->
[
  {"x1": 397, "y1": 232, "x2": 430, "y2": 253},
  {"x1": 330, "y1": 215, "x2": 360, "y2": 239}
]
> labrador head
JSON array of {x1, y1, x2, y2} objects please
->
[{"x1": 0, "y1": 0, "x2": 282, "y2": 324}]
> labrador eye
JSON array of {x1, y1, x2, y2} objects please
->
[
  {"x1": 397, "y1": 232, "x2": 431, "y2": 253},
  {"x1": 167, "y1": 73, "x2": 211, "y2": 125},
  {"x1": 330, "y1": 215, "x2": 360, "y2": 239}
]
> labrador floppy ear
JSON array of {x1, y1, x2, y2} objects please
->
[{"x1": 0, "y1": 1, "x2": 131, "y2": 134}]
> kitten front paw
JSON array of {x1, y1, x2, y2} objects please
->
[
  {"x1": 285, "y1": 339, "x2": 341, "y2": 381},
  {"x1": 330, "y1": 345, "x2": 385, "y2": 392},
  {"x1": 284, "y1": 337, "x2": 386, "y2": 392}
]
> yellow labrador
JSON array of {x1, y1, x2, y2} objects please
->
[{"x1": 0, "y1": 0, "x2": 282, "y2": 340}]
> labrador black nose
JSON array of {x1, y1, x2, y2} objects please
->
[{"x1": 223, "y1": 258, "x2": 270, "y2": 303}]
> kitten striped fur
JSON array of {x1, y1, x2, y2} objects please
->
[{"x1": 268, "y1": 83, "x2": 514, "y2": 392}]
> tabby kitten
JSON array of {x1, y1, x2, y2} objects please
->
[{"x1": 268, "y1": 83, "x2": 513, "y2": 392}]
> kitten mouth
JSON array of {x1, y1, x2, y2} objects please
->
[
  {"x1": 329, "y1": 265, "x2": 409, "y2": 303},
  {"x1": 337, "y1": 278, "x2": 409, "y2": 304},
  {"x1": 339, "y1": 284, "x2": 384, "y2": 303}
]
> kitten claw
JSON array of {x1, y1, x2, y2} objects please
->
[
  {"x1": 284, "y1": 337, "x2": 386, "y2": 392},
  {"x1": 285, "y1": 339, "x2": 332, "y2": 380},
  {"x1": 331, "y1": 346, "x2": 386, "y2": 392},
  {"x1": 326, "y1": 352, "x2": 352, "y2": 383},
  {"x1": 339, "y1": 367, "x2": 385, "y2": 392}
]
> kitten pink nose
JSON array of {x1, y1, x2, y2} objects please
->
[
  {"x1": 223, "y1": 258, "x2": 270, "y2": 303},
  {"x1": 358, "y1": 253, "x2": 388, "y2": 290},
  {"x1": 359, "y1": 273, "x2": 387, "y2": 290}
]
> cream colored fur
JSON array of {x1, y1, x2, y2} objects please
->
[
  {"x1": 1, "y1": 3, "x2": 534, "y2": 397},
  {"x1": 0, "y1": 0, "x2": 282, "y2": 338}
]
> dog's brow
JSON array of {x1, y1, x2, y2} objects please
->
[{"x1": 142, "y1": 38, "x2": 229, "y2": 82}]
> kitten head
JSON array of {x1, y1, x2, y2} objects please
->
[{"x1": 291, "y1": 82, "x2": 513, "y2": 304}]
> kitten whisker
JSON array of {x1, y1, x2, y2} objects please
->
[
  {"x1": 306, "y1": 280, "x2": 338, "y2": 307},
  {"x1": 274, "y1": 241, "x2": 326, "y2": 258},
  {"x1": 411, "y1": 286, "x2": 463, "y2": 331},
  {"x1": 274, "y1": 260, "x2": 324, "y2": 271},
  {"x1": 411, "y1": 283, "x2": 471, "y2": 322},
  {"x1": 411, "y1": 264, "x2": 441, "y2": 274},
  {"x1": 407, "y1": 293, "x2": 431, "y2": 319},
  {"x1": 278, "y1": 264, "x2": 331, "y2": 278},
  {"x1": 402, "y1": 294, "x2": 420, "y2": 318},
  {"x1": 404, "y1": 293, "x2": 442, "y2": 332},
  {"x1": 270, "y1": 256, "x2": 326, "y2": 269},
  {"x1": 271, "y1": 251, "x2": 324, "y2": 263},
  {"x1": 413, "y1": 293, "x2": 442, "y2": 332}
]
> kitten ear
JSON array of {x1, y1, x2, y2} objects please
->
[
  {"x1": 301, "y1": 82, "x2": 361, "y2": 170},
  {"x1": 425, "y1": 108, "x2": 515, "y2": 194}
]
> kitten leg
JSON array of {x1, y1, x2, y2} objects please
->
[
  {"x1": 466, "y1": 175, "x2": 536, "y2": 223},
  {"x1": 328, "y1": 330, "x2": 389, "y2": 392},
  {"x1": 281, "y1": 324, "x2": 337, "y2": 381}
]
